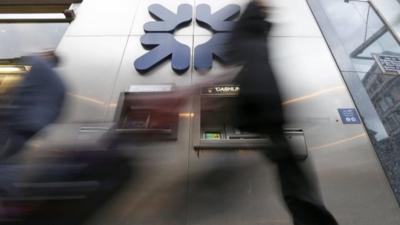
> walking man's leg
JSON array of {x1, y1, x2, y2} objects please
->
[{"x1": 264, "y1": 131, "x2": 338, "y2": 225}]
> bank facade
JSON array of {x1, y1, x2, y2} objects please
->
[{"x1": 1, "y1": 0, "x2": 400, "y2": 224}]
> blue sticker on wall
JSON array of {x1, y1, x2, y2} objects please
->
[{"x1": 338, "y1": 108, "x2": 361, "y2": 124}]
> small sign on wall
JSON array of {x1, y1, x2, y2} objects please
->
[
  {"x1": 338, "y1": 108, "x2": 361, "y2": 124},
  {"x1": 373, "y1": 54, "x2": 400, "y2": 75},
  {"x1": 201, "y1": 85, "x2": 240, "y2": 96}
]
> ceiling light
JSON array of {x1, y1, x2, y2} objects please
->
[
  {"x1": 0, "y1": 13, "x2": 64, "y2": 19},
  {"x1": 0, "y1": 9, "x2": 75, "y2": 23}
]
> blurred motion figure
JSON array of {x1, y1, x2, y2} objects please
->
[
  {"x1": 0, "y1": 52, "x2": 132, "y2": 225},
  {"x1": 0, "y1": 51, "x2": 66, "y2": 160},
  {"x1": 228, "y1": 1, "x2": 338, "y2": 224}
]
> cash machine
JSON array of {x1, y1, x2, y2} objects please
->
[
  {"x1": 112, "y1": 83, "x2": 308, "y2": 159},
  {"x1": 113, "y1": 84, "x2": 180, "y2": 141},
  {"x1": 193, "y1": 85, "x2": 308, "y2": 159}
]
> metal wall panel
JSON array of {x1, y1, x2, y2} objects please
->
[
  {"x1": 268, "y1": 0, "x2": 323, "y2": 37},
  {"x1": 35, "y1": 0, "x2": 400, "y2": 224},
  {"x1": 193, "y1": 0, "x2": 247, "y2": 36},
  {"x1": 104, "y1": 35, "x2": 194, "y2": 120},
  {"x1": 131, "y1": 0, "x2": 195, "y2": 36},
  {"x1": 57, "y1": 36, "x2": 128, "y2": 122},
  {"x1": 65, "y1": 0, "x2": 140, "y2": 36},
  {"x1": 193, "y1": 0, "x2": 322, "y2": 37}
]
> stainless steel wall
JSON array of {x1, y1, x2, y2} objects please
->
[{"x1": 31, "y1": 0, "x2": 400, "y2": 224}]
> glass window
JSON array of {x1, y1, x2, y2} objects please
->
[
  {"x1": 385, "y1": 95, "x2": 395, "y2": 107},
  {"x1": 379, "y1": 98, "x2": 389, "y2": 112},
  {"x1": 387, "y1": 116, "x2": 398, "y2": 132}
]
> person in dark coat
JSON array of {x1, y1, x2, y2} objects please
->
[
  {"x1": 0, "y1": 51, "x2": 66, "y2": 160},
  {"x1": 228, "y1": 1, "x2": 338, "y2": 224}
]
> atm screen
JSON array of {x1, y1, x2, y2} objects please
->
[{"x1": 204, "y1": 132, "x2": 222, "y2": 140}]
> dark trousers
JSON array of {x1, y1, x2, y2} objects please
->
[{"x1": 262, "y1": 130, "x2": 338, "y2": 225}]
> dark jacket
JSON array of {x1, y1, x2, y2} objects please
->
[
  {"x1": 10, "y1": 56, "x2": 66, "y2": 133},
  {"x1": 230, "y1": 2, "x2": 284, "y2": 132}
]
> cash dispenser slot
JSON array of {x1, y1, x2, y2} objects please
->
[
  {"x1": 193, "y1": 85, "x2": 308, "y2": 160},
  {"x1": 114, "y1": 84, "x2": 179, "y2": 140}
]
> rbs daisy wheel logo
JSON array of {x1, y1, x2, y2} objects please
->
[{"x1": 134, "y1": 4, "x2": 241, "y2": 74}]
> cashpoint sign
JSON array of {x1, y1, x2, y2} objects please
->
[{"x1": 201, "y1": 85, "x2": 240, "y2": 96}]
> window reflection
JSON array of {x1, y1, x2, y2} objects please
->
[{"x1": 313, "y1": 0, "x2": 400, "y2": 202}]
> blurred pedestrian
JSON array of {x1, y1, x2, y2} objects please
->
[
  {"x1": 0, "y1": 51, "x2": 66, "y2": 160},
  {"x1": 228, "y1": 1, "x2": 338, "y2": 224}
]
